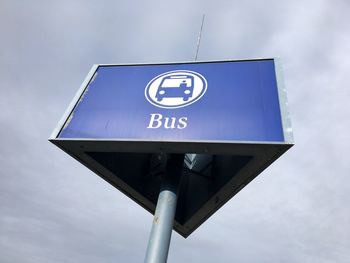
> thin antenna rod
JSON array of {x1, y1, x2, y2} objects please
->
[{"x1": 195, "y1": 14, "x2": 205, "y2": 61}]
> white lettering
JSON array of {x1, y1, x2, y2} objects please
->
[
  {"x1": 147, "y1": 114, "x2": 188, "y2": 129},
  {"x1": 147, "y1": 113, "x2": 163, "y2": 128},
  {"x1": 164, "y1": 117, "x2": 176, "y2": 129},
  {"x1": 177, "y1": 117, "x2": 188, "y2": 129}
]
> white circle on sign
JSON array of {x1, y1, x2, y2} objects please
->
[{"x1": 145, "y1": 70, "x2": 207, "y2": 109}]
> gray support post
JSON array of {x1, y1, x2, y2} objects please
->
[{"x1": 144, "y1": 154, "x2": 184, "y2": 263}]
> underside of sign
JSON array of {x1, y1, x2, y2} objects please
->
[
  {"x1": 51, "y1": 139, "x2": 291, "y2": 237},
  {"x1": 50, "y1": 59, "x2": 293, "y2": 238}
]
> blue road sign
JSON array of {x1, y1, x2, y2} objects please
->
[
  {"x1": 50, "y1": 59, "x2": 293, "y2": 237},
  {"x1": 58, "y1": 60, "x2": 289, "y2": 143}
]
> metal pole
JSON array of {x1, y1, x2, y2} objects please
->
[
  {"x1": 144, "y1": 154, "x2": 184, "y2": 263},
  {"x1": 194, "y1": 14, "x2": 205, "y2": 61}
]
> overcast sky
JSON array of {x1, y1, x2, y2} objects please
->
[{"x1": 1, "y1": 0, "x2": 349, "y2": 262}]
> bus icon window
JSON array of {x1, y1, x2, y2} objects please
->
[{"x1": 156, "y1": 75, "x2": 194, "y2": 102}]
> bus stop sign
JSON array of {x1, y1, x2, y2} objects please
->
[{"x1": 50, "y1": 59, "x2": 293, "y2": 237}]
